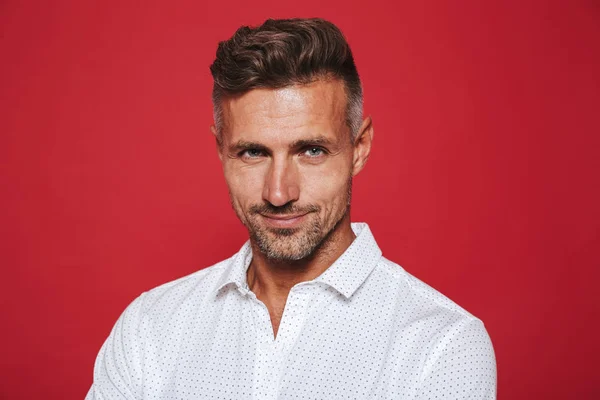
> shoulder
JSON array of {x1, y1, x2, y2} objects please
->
[
  {"x1": 374, "y1": 256, "x2": 481, "y2": 322},
  {"x1": 367, "y1": 256, "x2": 494, "y2": 353},
  {"x1": 372, "y1": 257, "x2": 496, "y2": 386},
  {"x1": 141, "y1": 257, "x2": 232, "y2": 311},
  {"x1": 87, "y1": 256, "x2": 239, "y2": 398},
  {"x1": 374, "y1": 256, "x2": 495, "y2": 368},
  {"x1": 115, "y1": 256, "x2": 234, "y2": 328}
]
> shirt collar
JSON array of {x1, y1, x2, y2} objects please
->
[
  {"x1": 214, "y1": 222, "x2": 382, "y2": 299},
  {"x1": 215, "y1": 240, "x2": 253, "y2": 295},
  {"x1": 314, "y1": 223, "x2": 382, "y2": 298}
]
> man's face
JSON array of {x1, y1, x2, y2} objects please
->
[{"x1": 216, "y1": 79, "x2": 364, "y2": 261}]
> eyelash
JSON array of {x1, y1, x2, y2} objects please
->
[
  {"x1": 240, "y1": 149, "x2": 264, "y2": 158},
  {"x1": 302, "y1": 147, "x2": 326, "y2": 157}
]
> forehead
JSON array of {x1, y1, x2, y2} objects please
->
[{"x1": 220, "y1": 79, "x2": 348, "y2": 145}]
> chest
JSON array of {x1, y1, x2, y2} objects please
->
[{"x1": 141, "y1": 286, "x2": 426, "y2": 399}]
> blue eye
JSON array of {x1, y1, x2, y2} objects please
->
[
  {"x1": 304, "y1": 147, "x2": 325, "y2": 157},
  {"x1": 242, "y1": 149, "x2": 263, "y2": 158}
]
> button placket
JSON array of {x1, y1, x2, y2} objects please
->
[
  {"x1": 249, "y1": 294, "x2": 279, "y2": 400},
  {"x1": 276, "y1": 284, "x2": 317, "y2": 382}
]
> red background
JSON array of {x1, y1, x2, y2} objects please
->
[{"x1": 1, "y1": 1, "x2": 598, "y2": 399}]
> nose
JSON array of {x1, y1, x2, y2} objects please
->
[{"x1": 262, "y1": 156, "x2": 300, "y2": 207}]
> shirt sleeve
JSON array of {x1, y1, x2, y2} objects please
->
[
  {"x1": 415, "y1": 318, "x2": 497, "y2": 400},
  {"x1": 85, "y1": 294, "x2": 146, "y2": 400}
]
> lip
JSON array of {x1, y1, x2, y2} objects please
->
[{"x1": 260, "y1": 212, "x2": 309, "y2": 228}]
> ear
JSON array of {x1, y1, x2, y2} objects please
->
[
  {"x1": 351, "y1": 116, "x2": 374, "y2": 177},
  {"x1": 210, "y1": 125, "x2": 223, "y2": 162}
]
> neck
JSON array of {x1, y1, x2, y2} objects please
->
[{"x1": 246, "y1": 215, "x2": 355, "y2": 299}]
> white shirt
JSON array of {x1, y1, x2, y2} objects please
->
[{"x1": 87, "y1": 223, "x2": 496, "y2": 399}]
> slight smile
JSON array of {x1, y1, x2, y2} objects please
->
[{"x1": 260, "y1": 213, "x2": 310, "y2": 228}]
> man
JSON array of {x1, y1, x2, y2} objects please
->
[{"x1": 87, "y1": 18, "x2": 496, "y2": 399}]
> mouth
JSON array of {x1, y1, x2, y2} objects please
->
[{"x1": 260, "y1": 212, "x2": 310, "y2": 228}]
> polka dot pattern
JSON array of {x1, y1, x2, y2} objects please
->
[{"x1": 87, "y1": 223, "x2": 496, "y2": 399}]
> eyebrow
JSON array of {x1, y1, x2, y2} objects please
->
[
  {"x1": 228, "y1": 141, "x2": 267, "y2": 153},
  {"x1": 289, "y1": 136, "x2": 335, "y2": 149},
  {"x1": 228, "y1": 136, "x2": 336, "y2": 153}
]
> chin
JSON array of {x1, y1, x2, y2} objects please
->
[
  {"x1": 251, "y1": 227, "x2": 320, "y2": 262},
  {"x1": 264, "y1": 245, "x2": 316, "y2": 262}
]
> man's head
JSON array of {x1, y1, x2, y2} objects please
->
[{"x1": 210, "y1": 18, "x2": 373, "y2": 262}]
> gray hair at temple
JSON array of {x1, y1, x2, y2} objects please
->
[{"x1": 209, "y1": 18, "x2": 363, "y2": 142}]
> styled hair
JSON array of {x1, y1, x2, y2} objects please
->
[{"x1": 210, "y1": 18, "x2": 363, "y2": 139}]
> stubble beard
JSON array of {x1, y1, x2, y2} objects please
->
[
  {"x1": 232, "y1": 179, "x2": 353, "y2": 262},
  {"x1": 250, "y1": 215, "x2": 326, "y2": 262}
]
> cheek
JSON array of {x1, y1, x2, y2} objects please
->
[
  {"x1": 224, "y1": 163, "x2": 266, "y2": 206},
  {"x1": 301, "y1": 159, "x2": 351, "y2": 206}
]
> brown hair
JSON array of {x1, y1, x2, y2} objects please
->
[{"x1": 210, "y1": 18, "x2": 363, "y2": 138}]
